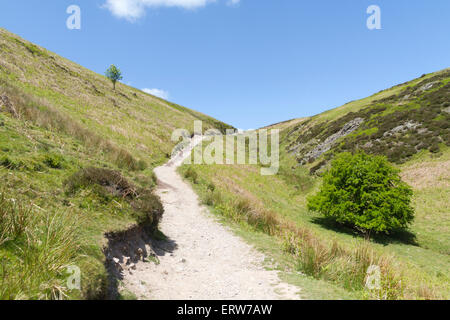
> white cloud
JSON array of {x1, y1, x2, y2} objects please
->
[
  {"x1": 103, "y1": 0, "x2": 239, "y2": 21},
  {"x1": 142, "y1": 88, "x2": 170, "y2": 100},
  {"x1": 104, "y1": 0, "x2": 215, "y2": 21},
  {"x1": 227, "y1": 0, "x2": 240, "y2": 7}
]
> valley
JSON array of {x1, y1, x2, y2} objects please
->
[{"x1": 0, "y1": 27, "x2": 448, "y2": 300}]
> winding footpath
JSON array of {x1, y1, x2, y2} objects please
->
[{"x1": 122, "y1": 137, "x2": 302, "y2": 300}]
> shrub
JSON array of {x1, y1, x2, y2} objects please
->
[
  {"x1": 131, "y1": 192, "x2": 163, "y2": 227},
  {"x1": 43, "y1": 154, "x2": 65, "y2": 169},
  {"x1": 307, "y1": 152, "x2": 415, "y2": 235},
  {"x1": 0, "y1": 156, "x2": 20, "y2": 170},
  {"x1": 184, "y1": 167, "x2": 198, "y2": 184},
  {"x1": 64, "y1": 167, "x2": 163, "y2": 228},
  {"x1": 203, "y1": 189, "x2": 222, "y2": 207},
  {"x1": 64, "y1": 167, "x2": 136, "y2": 197},
  {"x1": 429, "y1": 142, "x2": 440, "y2": 153},
  {"x1": 207, "y1": 182, "x2": 215, "y2": 192}
]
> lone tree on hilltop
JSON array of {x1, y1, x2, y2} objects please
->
[
  {"x1": 105, "y1": 65, "x2": 123, "y2": 90},
  {"x1": 307, "y1": 152, "x2": 415, "y2": 237}
]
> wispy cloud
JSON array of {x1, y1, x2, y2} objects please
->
[
  {"x1": 103, "y1": 0, "x2": 239, "y2": 21},
  {"x1": 142, "y1": 88, "x2": 170, "y2": 100},
  {"x1": 226, "y1": 0, "x2": 240, "y2": 7}
]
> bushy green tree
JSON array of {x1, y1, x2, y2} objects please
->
[
  {"x1": 105, "y1": 65, "x2": 123, "y2": 90},
  {"x1": 307, "y1": 152, "x2": 414, "y2": 236}
]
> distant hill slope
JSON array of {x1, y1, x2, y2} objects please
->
[
  {"x1": 280, "y1": 69, "x2": 450, "y2": 173},
  {"x1": 0, "y1": 28, "x2": 233, "y2": 299}
]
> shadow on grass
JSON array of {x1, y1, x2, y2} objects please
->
[{"x1": 310, "y1": 216, "x2": 419, "y2": 246}]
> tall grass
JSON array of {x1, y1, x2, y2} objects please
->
[
  {"x1": 199, "y1": 184, "x2": 438, "y2": 299},
  {"x1": 0, "y1": 191, "x2": 79, "y2": 299},
  {"x1": 0, "y1": 192, "x2": 30, "y2": 245}
]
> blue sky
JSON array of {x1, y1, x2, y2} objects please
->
[{"x1": 0, "y1": 1, "x2": 449, "y2": 129}]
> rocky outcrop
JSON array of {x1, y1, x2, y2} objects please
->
[
  {"x1": 383, "y1": 121, "x2": 421, "y2": 137},
  {"x1": 418, "y1": 81, "x2": 438, "y2": 93},
  {"x1": 298, "y1": 118, "x2": 364, "y2": 165}
]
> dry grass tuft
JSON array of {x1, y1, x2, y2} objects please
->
[{"x1": 400, "y1": 160, "x2": 450, "y2": 190}]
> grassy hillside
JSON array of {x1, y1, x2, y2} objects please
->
[
  {"x1": 1, "y1": 26, "x2": 448, "y2": 300},
  {"x1": 0, "y1": 28, "x2": 232, "y2": 166},
  {"x1": 283, "y1": 68, "x2": 449, "y2": 171},
  {"x1": 181, "y1": 70, "x2": 450, "y2": 299},
  {"x1": 0, "y1": 28, "x2": 232, "y2": 299}
]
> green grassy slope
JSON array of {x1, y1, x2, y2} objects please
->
[
  {"x1": 0, "y1": 28, "x2": 232, "y2": 167},
  {"x1": 0, "y1": 28, "x2": 233, "y2": 299},
  {"x1": 181, "y1": 70, "x2": 450, "y2": 299}
]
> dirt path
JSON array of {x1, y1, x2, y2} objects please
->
[{"x1": 120, "y1": 137, "x2": 302, "y2": 300}]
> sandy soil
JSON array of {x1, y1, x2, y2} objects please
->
[{"x1": 118, "y1": 137, "x2": 302, "y2": 300}]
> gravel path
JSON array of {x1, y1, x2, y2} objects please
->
[{"x1": 121, "y1": 137, "x2": 302, "y2": 300}]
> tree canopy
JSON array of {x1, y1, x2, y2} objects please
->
[
  {"x1": 307, "y1": 152, "x2": 415, "y2": 235},
  {"x1": 105, "y1": 65, "x2": 123, "y2": 90}
]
